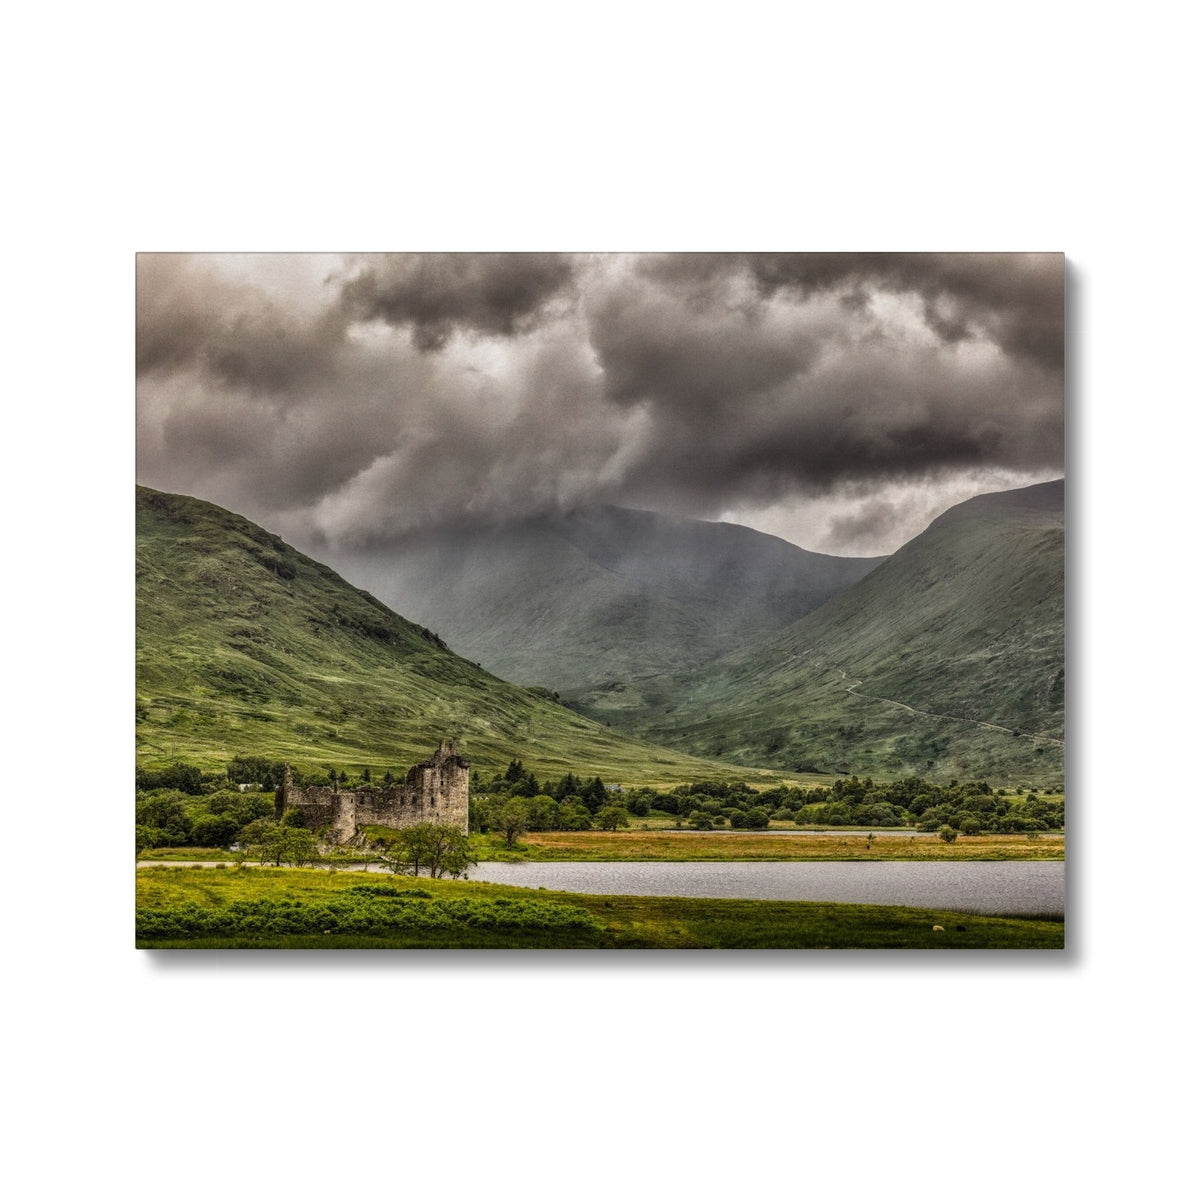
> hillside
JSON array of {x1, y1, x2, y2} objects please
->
[
  {"x1": 135, "y1": 487, "x2": 790, "y2": 786},
  {"x1": 322, "y1": 506, "x2": 883, "y2": 694},
  {"x1": 579, "y1": 481, "x2": 1065, "y2": 785}
]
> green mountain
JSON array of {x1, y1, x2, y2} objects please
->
[
  {"x1": 135, "y1": 487, "x2": 790, "y2": 786},
  {"x1": 580, "y1": 481, "x2": 1065, "y2": 786},
  {"x1": 324, "y1": 506, "x2": 883, "y2": 695}
]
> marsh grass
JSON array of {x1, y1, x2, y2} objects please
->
[
  {"x1": 482, "y1": 830, "x2": 1065, "y2": 862},
  {"x1": 136, "y1": 866, "x2": 1063, "y2": 950}
]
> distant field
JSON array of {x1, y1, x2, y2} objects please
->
[
  {"x1": 135, "y1": 866, "x2": 1064, "y2": 950},
  {"x1": 483, "y1": 830, "x2": 1065, "y2": 862},
  {"x1": 137, "y1": 829, "x2": 1064, "y2": 865}
]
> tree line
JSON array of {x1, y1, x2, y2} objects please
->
[{"x1": 135, "y1": 754, "x2": 1064, "y2": 856}]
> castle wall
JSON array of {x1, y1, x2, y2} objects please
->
[{"x1": 279, "y1": 741, "x2": 469, "y2": 841}]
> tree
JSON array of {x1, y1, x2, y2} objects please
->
[
  {"x1": 277, "y1": 827, "x2": 320, "y2": 867},
  {"x1": 597, "y1": 805, "x2": 630, "y2": 831},
  {"x1": 136, "y1": 763, "x2": 205, "y2": 794},
  {"x1": 244, "y1": 823, "x2": 320, "y2": 866},
  {"x1": 582, "y1": 777, "x2": 608, "y2": 814},
  {"x1": 134, "y1": 791, "x2": 192, "y2": 845},
  {"x1": 381, "y1": 828, "x2": 425, "y2": 876},
  {"x1": 553, "y1": 771, "x2": 580, "y2": 801},
  {"x1": 525, "y1": 795, "x2": 562, "y2": 831},
  {"x1": 382, "y1": 824, "x2": 477, "y2": 878},
  {"x1": 559, "y1": 803, "x2": 593, "y2": 830},
  {"x1": 937, "y1": 825, "x2": 959, "y2": 843},
  {"x1": 190, "y1": 812, "x2": 239, "y2": 848},
  {"x1": 494, "y1": 799, "x2": 530, "y2": 848},
  {"x1": 423, "y1": 824, "x2": 477, "y2": 879}
]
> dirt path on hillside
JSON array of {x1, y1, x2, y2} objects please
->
[{"x1": 835, "y1": 668, "x2": 1065, "y2": 748}]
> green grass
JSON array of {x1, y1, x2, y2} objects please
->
[
  {"x1": 578, "y1": 482, "x2": 1064, "y2": 786},
  {"x1": 138, "y1": 846, "x2": 241, "y2": 861},
  {"x1": 473, "y1": 829, "x2": 1065, "y2": 862},
  {"x1": 138, "y1": 828, "x2": 1063, "y2": 865},
  {"x1": 136, "y1": 486, "x2": 798, "y2": 788},
  {"x1": 135, "y1": 866, "x2": 1064, "y2": 949}
]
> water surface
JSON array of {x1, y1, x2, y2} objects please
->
[{"x1": 466, "y1": 860, "x2": 1064, "y2": 915}]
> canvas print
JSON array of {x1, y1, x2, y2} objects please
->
[{"x1": 135, "y1": 252, "x2": 1065, "y2": 949}]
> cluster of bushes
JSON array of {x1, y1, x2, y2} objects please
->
[
  {"x1": 136, "y1": 887, "x2": 600, "y2": 940},
  {"x1": 137, "y1": 755, "x2": 1064, "y2": 852},
  {"x1": 470, "y1": 761, "x2": 630, "y2": 836},
  {"x1": 135, "y1": 787, "x2": 279, "y2": 851},
  {"x1": 749, "y1": 775, "x2": 1064, "y2": 832},
  {"x1": 472, "y1": 767, "x2": 1065, "y2": 835}
]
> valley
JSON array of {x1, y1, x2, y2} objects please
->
[
  {"x1": 137, "y1": 479, "x2": 1064, "y2": 789},
  {"x1": 134, "y1": 481, "x2": 1065, "y2": 951}
]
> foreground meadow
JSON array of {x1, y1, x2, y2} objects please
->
[{"x1": 136, "y1": 866, "x2": 1064, "y2": 950}]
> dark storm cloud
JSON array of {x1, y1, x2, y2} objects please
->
[
  {"x1": 740, "y1": 251, "x2": 1065, "y2": 370},
  {"x1": 136, "y1": 252, "x2": 1064, "y2": 556},
  {"x1": 586, "y1": 268, "x2": 821, "y2": 410},
  {"x1": 136, "y1": 255, "x2": 347, "y2": 394},
  {"x1": 338, "y1": 253, "x2": 577, "y2": 351},
  {"x1": 582, "y1": 253, "x2": 1062, "y2": 513}
]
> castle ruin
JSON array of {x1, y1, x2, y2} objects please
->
[{"x1": 277, "y1": 740, "x2": 469, "y2": 842}]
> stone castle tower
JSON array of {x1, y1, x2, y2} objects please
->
[{"x1": 277, "y1": 740, "x2": 470, "y2": 842}]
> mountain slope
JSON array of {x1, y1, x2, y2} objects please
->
[
  {"x1": 135, "y1": 487, "x2": 786, "y2": 785},
  {"x1": 323, "y1": 506, "x2": 883, "y2": 694},
  {"x1": 585, "y1": 481, "x2": 1065, "y2": 785}
]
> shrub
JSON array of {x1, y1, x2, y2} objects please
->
[
  {"x1": 137, "y1": 892, "x2": 601, "y2": 939},
  {"x1": 190, "y1": 812, "x2": 240, "y2": 847},
  {"x1": 937, "y1": 826, "x2": 959, "y2": 843},
  {"x1": 559, "y1": 804, "x2": 593, "y2": 831}
]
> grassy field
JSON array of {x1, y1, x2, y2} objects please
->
[
  {"x1": 135, "y1": 866, "x2": 1064, "y2": 950},
  {"x1": 480, "y1": 829, "x2": 1065, "y2": 862},
  {"x1": 138, "y1": 828, "x2": 1064, "y2": 864},
  {"x1": 136, "y1": 486, "x2": 801, "y2": 788}
]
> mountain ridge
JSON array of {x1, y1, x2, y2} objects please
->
[
  {"x1": 134, "y1": 485, "x2": 791, "y2": 785},
  {"x1": 320, "y1": 504, "x2": 885, "y2": 694},
  {"x1": 575, "y1": 480, "x2": 1065, "y2": 784}
]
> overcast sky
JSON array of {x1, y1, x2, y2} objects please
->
[{"x1": 136, "y1": 252, "x2": 1063, "y2": 558}]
